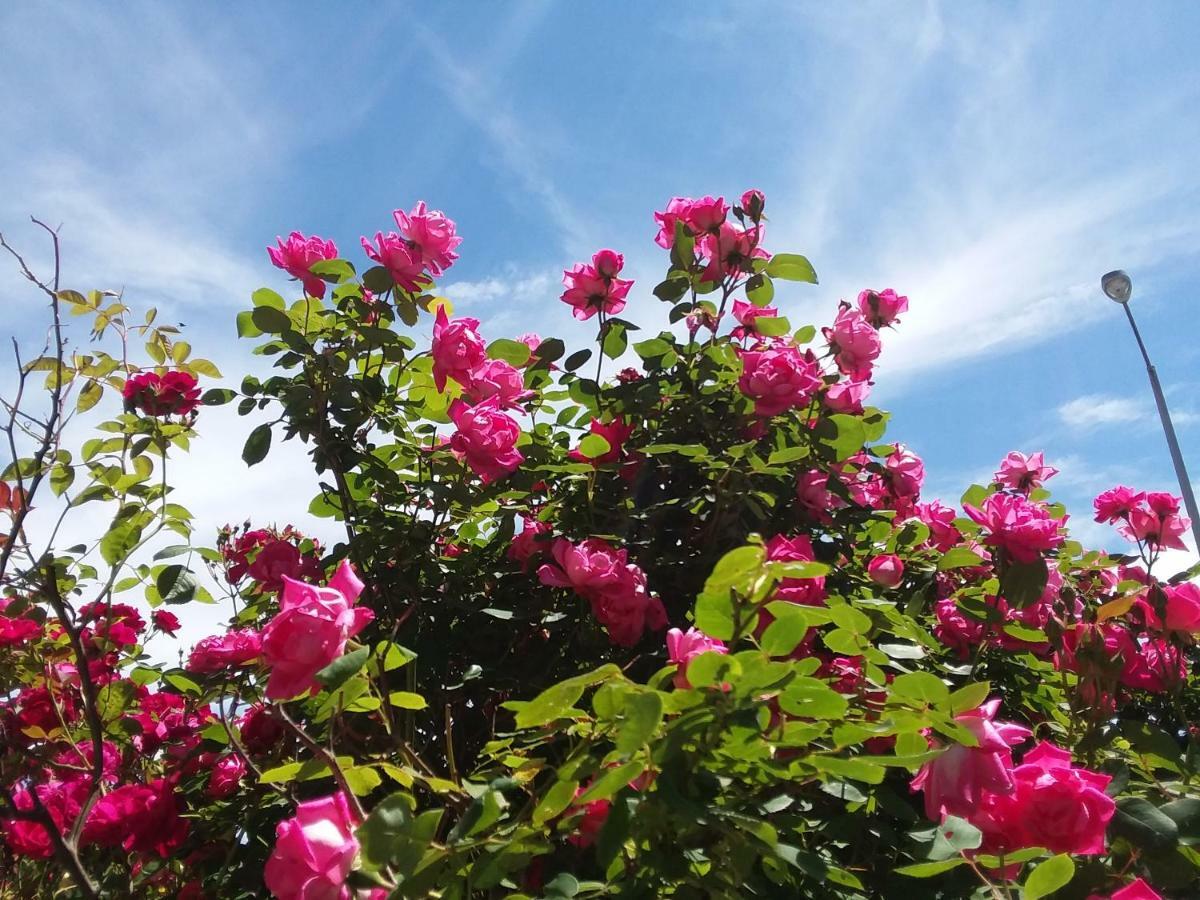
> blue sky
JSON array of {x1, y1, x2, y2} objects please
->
[{"x1": 2, "y1": 1, "x2": 1198, "y2": 638}]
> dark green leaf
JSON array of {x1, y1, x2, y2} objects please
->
[
  {"x1": 242, "y1": 424, "x2": 272, "y2": 466},
  {"x1": 316, "y1": 646, "x2": 371, "y2": 692}
]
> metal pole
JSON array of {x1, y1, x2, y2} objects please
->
[{"x1": 1123, "y1": 302, "x2": 1200, "y2": 551}]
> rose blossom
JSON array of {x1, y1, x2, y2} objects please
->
[
  {"x1": 83, "y1": 778, "x2": 189, "y2": 857},
  {"x1": 730, "y1": 298, "x2": 778, "y2": 340},
  {"x1": 248, "y1": 539, "x2": 306, "y2": 593},
  {"x1": 507, "y1": 515, "x2": 551, "y2": 571},
  {"x1": 964, "y1": 492, "x2": 1066, "y2": 564},
  {"x1": 867, "y1": 554, "x2": 904, "y2": 588},
  {"x1": 914, "y1": 501, "x2": 962, "y2": 552},
  {"x1": 666, "y1": 627, "x2": 728, "y2": 689},
  {"x1": 568, "y1": 418, "x2": 634, "y2": 466},
  {"x1": 910, "y1": 698, "x2": 1032, "y2": 820},
  {"x1": 856, "y1": 288, "x2": 908, "y2": 328},
  {"x1": 823, "y1": 306, "x2": 881, "y2": 380},
  {"x1": 824, "y1": 378, "x2": 871, "y2": 414},
  {"x1": 207, "y1": 754, "x2": 247, "y2": 799},
  {"x1": 123, "y1": 371, "x2": 201, "y2": 417},
  {"x1": 885, "y1": 445, "x2": 925, "y2": 500},
  {"x1": 699, "y1": 221, "x2": 768, "y2": 282},
  {"x1": 1094, "y1": 485, "x2": 1144, "y2": 523},
  {"x1": 361, "y1": 231, "x2": 426, "y2": 293},
  {"x1": 1163, "y1": 581, "x2": 1200, "y2": 632},
  {"x1": 392, "y1": 200, "x2": 462, "y2": 276},
  {"x1": 765, "y1": 534, "x2": 827, "y2": 606},
  {"x1": 1089, "y1": 878, "x2": 1163, "y2": 900},
  {"x1": 796, "y1": 470, "x2": 835, "y2": 522},
  {"x1": 151, "y1": 610, "x2": 180, "y2": 635},
  {"x1": 560, "y1": 250, "x2": 633, "y2": 321},
  {"x1": 463, "y1": 358, "x2": 534, "y2": 409},
  {"x1": 447, "y1": 398, "x2": 524, "y2": 484},
  {"x1": 264, "y1": 793, "x2": 360, "y2": 900},
  {"x1": 740, "y1": 188, "x2": 765, "y2": 218},
  {"x1": 187, "y1": 628, "x2": 262, "y2": 674},
  {"x1": 267, "y1": 232, "x2": 338, "y2": 298},
  {"x1": 430, "y1": 305, "x2": 487, "y2": 393},
  {"x1": 653, "y1": 197, "x2": 693, "y2": 249},
  {"x1": 994, "y1": 450, "x2": 1059, "y2": 493},
  {"x1": 260, "y1": 561, "x2": 373, "y2": 700},
  {"x1": 1123, "y1": 491, "x2": 1191, "y2": 552},
  {"x1": 737, "y1": 344, "x2": 821, "y2": 417}
]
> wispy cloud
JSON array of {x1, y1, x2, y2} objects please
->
[{"x1": 1058, "y1": 393, "x2": 1198, "y2": 431}]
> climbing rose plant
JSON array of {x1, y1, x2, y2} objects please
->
[{"x1": 0, "y1": 194, "x2": 1198, "y2": 900}]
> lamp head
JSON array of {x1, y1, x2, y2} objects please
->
[{"x1": 1102, "y1": 270, "x2": 1132, "y2": 304}]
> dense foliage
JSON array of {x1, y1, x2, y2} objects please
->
[{"x1": 0, "y1": 195, "x2": 1197, "y2": 899}]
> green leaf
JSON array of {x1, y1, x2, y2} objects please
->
[
  {"x1": 1113, "y1": 796, "x2": 1180, "y2": 852},
  {"x1": 633, "y1": 338, "x2": 673, "y2": 360},
  {"x1": 814, "y1": 756, "x2": 885, "y2": 784},
  {"x1": 929, "y1": 815, "x2": 982, "y2": 860},
  {"x1": 577, "y1": 434, "x2": 612, "y2": 460},
  {"x1": 601, "y1": 321, "x2": 628, "y2": 360},
  {"x1": 252, "y1": 288, "x2": 286, "y2": 309},
  {"x1": 387, "y1": 691, "x2": 427, "y2": 710},
  {"x1": 50, "y1": 463, "x2": 75, "y2": 497},
  {"x1": 77, "y1": 380, "x2": 103, "y2": 413},
  {"x1": 765, "y1": 253, "x2": 818, "y2": 283},
  {"x1": 101, "y1": 517, "x2": 143, "y2": 566},
  {"x1": 564, "y1": 349, "x2": 592, "y2": 372},
  {"x1": 533, "y1": 779, "x2": 578, "y2": 826},
  {"x1": 356, "y1": 792, "x2": 413, "y2": 870},
  {"x1": 761, "y1": 615, "x2": 811, "y2": 656},
  {"x1": 235, "y1": 310, "x2": 262, "y2": 338},
  {"x1": 251, "y1": 306, "x2": 292, "y2": 334},
  {"x1": 316, "y1": 646, "x2": 371, "y2": 692},
  {"x1": 155, "y1": 564, "x2": 198, "y2": 605},
  {"x1": 362, "y1": 266, "x2": 394, "y2": 294},
  {"x1": 896, "y1": 859, "x2": 966, "y2": 877},
  {"x1": 615, "y1": 691, "x2": 663, "y2": 755},
  {"x1": 754, "y1": 315, "x2": 792, "y2": 338},
  {"x1": 948, "y1": 682, "x2": 991, "y2": 715},
  {"x1": 201, "y1": 388, "x2": 236, "y2": 406},
  {"x1": 779, "y1": 679, "x2": 849, "y2": 719},
  {"x1": 653, "y1": 276, "x2": 690, "y2": 302},
  {"x1": 1001, "y1": 556, "x2": 1049, "y2": 609},
  {"x1": 892, "y1": 672, "x2": 950, "y2": 706},
  {"x1": 817, "y1": 414, "x2": 868, "y2": 461},
  {"x1": 242, "y1": 423, "x2": 272, "y2": 466},
  {"x1": 938, "y1": 547, "x2": 985, "y2": 570},
  {"x1": 746, "y1": 273, "x2": 774, "y2": 306},
  {"x1": 380, "y1": 642, "x2": 417, "y2": 672},
  {"x1": 487, "y1": 339, "x2": 532, "y2": 367},
  {"x1": 1160, "y1": 797, "x2": 1200, "y2": 840},
  {"x1": 1024, "y1": 854, "x2": 1075, "y2": 900},
  {"x1": 509, "y1": 681, "x2": 586, "y2": 728},
  {"x1": 163, "y1": 671, "x2": 201, "y2": 695},
  {"x1": 578, "y1": 761, "x2": 644, "y2": 804},
  {"x1": 259, "y1": 762, "x2": 304, "y2": 784}
]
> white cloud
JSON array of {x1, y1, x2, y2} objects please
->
[{"x1": 1057, "y1": 393, "x2": 1199, "y2": 431}]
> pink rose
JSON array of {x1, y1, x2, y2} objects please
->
[
  {"x1": 568, "y1": 418, "x2": 634, "y2": 466},
  {"x1": 1123, "y1": 491, "x2": 1191, "y2": 552},
  {"x1": 856, "y1": 288, "x2": 908, "y2": 328},
  {"x1": 994, "y1": 450, "x2": 1059, "y2": 493},
  {"x1": 683, "y1": 195, "x2": 729, "y2": 234},
  {"x1": 238, "y1": 705, "x2": 286, "y2": 756},
  {"x1": 392, "y1": 200, "x2": 461, "y2": 276},
  {"x1": 993, "y1": 742, "x2": 1116, "y2": 855},
  {"x1": 823, "y1": 306, "x2": 881, "y2": 380},
  {"x1": 207, "y1": 754, "x2": 247, "y2": 799},
  {"x1": 699, "y1": 221, "x2": 767, "y2": 282},
  {"x1": 825, "y1": 378, "x2": 871, "y2": 414},
  {"x1": 447, "y1": 398, "x2": 524, "y2": 484},
  {"x1": 538, "y1": 537, "x2": 630, "y2": 598},
  {"x1": 653, "y1": 197, "x2": 694, "y2": 249},
  {"x1": 463, "y1": 358, "x2": 533, "y2": 409},
  {"x1": 431, "y1": 305, "x2": 487, "y2": 393},
  {"x1": 740, "y1": 189, "x2": 765, "y2": 218},
  {"x1": 508, "y1": 516, "x2": 551, "y2": 571},
  {"x1": 123, "y1": 370, "x2": 201, "y2": 418},
  {"x1": 964, "y1": 492, "x2": 1066, "y2": 564},
  {"x1": 867, "y1": 554, "x2": 904, "y2": 588},
  {"x1": 666, "y1": 627, "x2": 727, "y2": 689},
  {"x1": 1094, "y1": 485, "x2": 1144, "y2": 523},
  {"x1": 765, "y1": 534, "x2": 827, "y2": 606},
  {"x1": 361, "y1": 231, "x2": 426, "y2": 293},
  {"x1": 248, "y1": 539, "x2": 305, "y2": 593},
  {"x1": 267, "y1": 232, "x2": 338, "y2": 299},
  {"x1": 737, "y1": 344, "x2": 822, "y2": 417},
  {"x1": 910, "y1": 698, "x2": 1031, "y2": 821},
  {"x1": 560, "y1": 250, "x2": 633, "y2": 321},
  {"x1": 260, "y1": 561, "x2": 373, "y2": 700},
  {"x1": 83, "y1": 778, "x2": 189, "y2": 857},
  {"x1": 730, "y1": 297, "x2": 779, "y2": 340},
  {"x1": 933, "y1": 596, "x2": 985, "y2": 658},
  {"x1": 264, "y1": 793, "x2": 360, "y2": 900},
  {"x1": 1090, "y1": 878, "x2": 1163, "y2": 900},
  {"x1": 796, "y1": 470, "x2": 835, "y2": 522},
  {"x1": 151, "y1": 610, "x2": 180, "y2": 636},
  {"x1": 885, "y1": 445, "x2": 925, "y2": 500},
  {"x1": 1163, "y1": 581, "x2": 1200, "y2": 632},
  {"x1": 187, "y1": 628, "x2": 262, "y2": 674}
]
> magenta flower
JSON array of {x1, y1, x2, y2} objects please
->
[
  {"x1": 264, "y1": 793, "x2": 360, "y2": 900},
  {"x1": 568, "y1": 417, "x2": 635, "y2": 466},
  {"x1": 824, "y1": 306, "x2": 881, "y2": 380},
  {"x1": 560, "y1": 250, "x2": 633, "y2": 321},
  {"x1": 431, "y1": 305, "x2": 487, "y2": 393},
  {"x1": 463, "y1": 358, "x2": 535, "y2": 409},
  {"x1": 867, "y1": 554, "x2": 905, "y2": 588},
  {"x1": 392, "y1": 200, "x2": 462, "y2": 276},
  {"x1": 737, "y1": 344, "x2": 822, "y2": 417},
  {"x1": 856, "y1": 288, "x2": 908, "y2": 328},
  {"x1": 666, "y1": 627, "x2": 727, "y2": 689},
  {"x1": 730, "y1": 297, "x2": 778, "y2": 340},
  {"x1": 699, "y1": 221, "x2": 768, "y2": 282},
  {"x1": 911, "y1": 698, "x2": 1032, "y2": 821},
  {"x1": 267, "y1": 232, "x2": 338, "y2": 298},
  {"x1": 964, "y1": 492, "x2": 1066, "y2": 564},
  {"x1": 994, "y1": 450, "x2": 1059, "y2": 493},
  {"x1": 765, "y1": 534, "x2": 827, "y2": 606},
  {"x1": 447, "y1": 398, "x2": 524, "y2": 484},
  {"x1": 1093, "y1": 485, "x2": 1144, "y2": 523},
  {"x1": 361, "y1": 231, "x2": 426, "y2": 292},
  {"x1": 824, "y1": 378, "x2": 871, "y2": 415}
]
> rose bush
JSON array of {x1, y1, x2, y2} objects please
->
[{"x1": 0, "y1": 194, "x2": 1198, "y2": 899}]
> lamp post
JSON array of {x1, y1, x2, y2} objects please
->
[{"x1": 1101, "y1": 270, "x2": 1200, "y2": 551}]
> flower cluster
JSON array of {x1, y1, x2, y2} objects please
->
[{"x1": 123, "y1": 370, "x2": 200, "y2": 418}]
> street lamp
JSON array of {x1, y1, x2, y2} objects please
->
[{"x1": 1101, "y1": 270, "x2": 1200, "y2": 552}]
